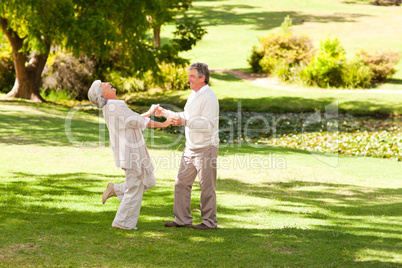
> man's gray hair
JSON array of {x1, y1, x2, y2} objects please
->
[
  {"x1": 189, "y1": 62, "x2": 209, "y2": 84},
  {"x1": 88, "y1": 80, "x2": 107, "y2": 108}
]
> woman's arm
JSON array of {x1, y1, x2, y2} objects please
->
[
  {"x1": 141, "y1": 104, "x2": 160, "y2": 118},
  {"x1": 146, "y1": 117, "x2": 173, "y2": 128}
]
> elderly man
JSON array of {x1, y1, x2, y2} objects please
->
[
  {"x1": 88, "y1": 80, "x2": 171, "y2": 230},
  {"x1": 155, "y1": 62, "x2": 219, "y2": 230}
]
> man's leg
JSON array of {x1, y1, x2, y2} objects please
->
[
  {"x1": 113, "y1": 169, "x2": 144, "y2": 229},
  {"x1": 196, "y1": 146, "x2": 218, "y2": 228},
  {"x1": 172, "y1": 150, "x2": 198, "y2": 226}
]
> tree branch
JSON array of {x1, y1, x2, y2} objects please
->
[{"x1": 1, "y1": 17, "x2": 24, "y2": 52}]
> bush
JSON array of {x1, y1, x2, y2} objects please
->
[
  {"x1": 258, "y1": 32, "x2": 314, "y2": 75},
  {"x1": 300, "y1": 38, "x2": 346, "y2": 88},
  {"x1": 247, "y1": 16, "x2": 312, "y2": 75},
  {"x1": 248, "y1": 46, "x2": 264, "y2": 73},
  {"x1": 343, "y1": 58, "x2": 372, "y2": 89},
  {"x1": 0, "y1": 54, "x2": 15, "y2": 94},
  {"x1": 0, "y1": 37, "x2": 15, "y2": 94},
  {"x1": 372, "y1": 0, "x2": 401, "y2": 6},
  {"x1": 260, "y1": 33, "x2": 313, "y2": 73},
  {"x1": 104, "y1": 71, "x2": 150, "y2": 93},
  {"x1": 356, "y1": 49, "x2": 401, "y2": 82},
  {"x1": 105, "y1": 63, "x2": 189, "y2": 94},
  {"x1": 247, "y1": 16, "x2": 399, "y2": 89},
  {"x1": 42, "y1": 53, "x2": 96, "y2": 100},
  {"x1": 247, "y1": 30, "x2": 314, "y2": 78},
  {"x1": 273, "y1": 61, "x2": 305, "y2": 83},
  {"x1": 156, "y1": 63, "x2": 189, "y2": 91}
]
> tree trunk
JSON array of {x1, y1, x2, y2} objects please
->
[
  {"x1": 153, "y1": 25, "x2": 161, "y2": 48},
  {"x1": 6, "y1": 51, "x2": 49, "y2": 102},
  {"x1": 1, "y1": 18, "x2": 48, "y2": 102}
]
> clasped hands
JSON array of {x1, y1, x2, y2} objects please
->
[{"x1": 147, "y1": 104, "x2": 185, "y2": 126}]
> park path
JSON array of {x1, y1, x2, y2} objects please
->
[{"x1": 211, "y1": 68, "x2": 402, "y2": 94}]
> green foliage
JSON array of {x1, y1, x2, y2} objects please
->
[
  {"x1": 0, "y1": 0, "x2": 75, "y2": 54},
  {"x1": 1, "y1": 0, "x2": 191, "y2": 101},
  {"x1": 105, "y1": 71, "x2": 150, "y2": 94},
  {"x1": 145, "y1": 0, "x2": 193, "y2": 46},
  {"x1": 258, "y1": 32, "x2": 314, "y2": 75},
  {"x1": 0, "y1": 37, "x2": 14, "y2": 93},
  {"x1": 247, "y1": 46, "x2": 264, "y2": 73},
  {"x1": 246, "y1": 14, "x2": 400, "y2": 89},
  {"x1": 41, "y1": 53, "x2": 96, "y2": 100},
  {"x1": 104, "y1": 63, "x2": 189, "y2": 94},
  {"x1": 356, "y1": 49, "x2": 401, "y2": 82},
  {"x1": 372, "y1": 0, "x2": 401, "y2": 6},
  {"x1": 40, "y1": 49, "x2": 189, "y2": 99},
  {"x1": 41, "y1": 88, "x2": 75, "y2": 102},
  {"x1": 0, "y1": 56, "x2": 14, "y2": 93},
  {"x1": 247, "y1": 16, "x2": 313, "y2": 75},
  {"x1": 342, "y1": 58, "x2": 372, "y2": 89},
  {"x1": 155, "y1": 63, "x2": 189, "y2": 91},
  {"x1": 300, "y1": 38, "x2": 346, "y2": 88},
  {"x1": 64, "y1": 0, "x2": 156, "y2": 63},
  {"x1": 273, "y1": 60, "x2": 304, "y2": 82},
  {"x1": 280, "y1": 15, "x2": 293, "y2": 34},
  {"x1": 172, "y1": 15, "x2": 207, "y2": 52}
]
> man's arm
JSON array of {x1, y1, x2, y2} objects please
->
[{"x1": 155, "y1": 106, "x2": 185, "y2": 120}]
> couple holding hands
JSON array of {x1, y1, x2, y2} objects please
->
[{"x1": 88, "y1": 62, "x2": 219, "y2": 230}]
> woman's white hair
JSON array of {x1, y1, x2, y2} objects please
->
[{"x1": 88, "y1": 80, "x2": 107, "y2": 108}]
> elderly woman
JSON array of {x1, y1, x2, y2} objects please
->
[{"x1": 88, "y1": 80, "x2": 171, "y2": 230}]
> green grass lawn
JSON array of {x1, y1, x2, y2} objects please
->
[
  {"x1": 161, "y1": 0, "x2": 402, "y2": 90},
  {"x1": 1, "y1": 100, "x2": 401, "y2": 267}
]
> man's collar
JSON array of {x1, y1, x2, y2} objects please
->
[{"x1": 193, "y1": 84, "x2": 209, "y2": 94}]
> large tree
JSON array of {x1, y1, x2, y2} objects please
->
[{"x1": 0, "y1": 0, "x2": 157, "y2": 102}]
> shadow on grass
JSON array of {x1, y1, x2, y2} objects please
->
[
  {"x1": 0, "y1": 100, "x2": 105, "y2": 147},
  {"x1": 384, "y1": 78, "x2": 402, "y2": 85},
  {"x1": 191, "y1": 6, "x2": 371, "y2": 30},
  {"x1": 0, "y1": 172, "x2": 400, "y2": 266},
  {"x1": 218, "y1": 178, "x2": 402, "y2": 218},
  {"x1": 210, "y1": 71, "x2": 244, "y2": 82},
  {"x1": 0, "y1": 100, "x2": 183, "y2": 149}
]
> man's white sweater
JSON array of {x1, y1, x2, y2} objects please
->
[{"x1": 165, "y1": 85, "x2": 219, "y2": 149}]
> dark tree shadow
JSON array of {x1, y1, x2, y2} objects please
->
[{"x1": 382, "y1": 78, "x2": 402, "y2": 85}]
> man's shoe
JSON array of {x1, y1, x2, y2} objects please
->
[
  {"x1": 164, "y1": 221, "x2": 192, "y2": 228},
  {"x1": 112, "y1": 221, "x2": 137, "y2": 230},
  {"x1": 102, "y1": 182, "x2": 115, "y2": 204},
  {"x1": 193, "y1": 223, "x2": 216, "y2": 230}
]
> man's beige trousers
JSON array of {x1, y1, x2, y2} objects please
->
[{"x1": 174, "y1": 146, "x2": 218, "y2": 228}]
